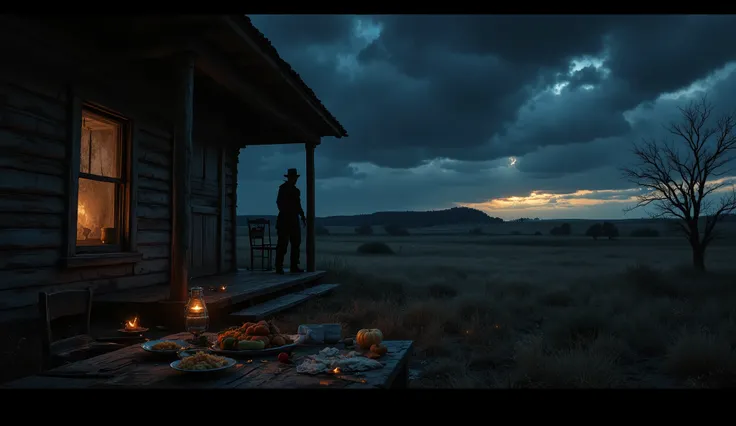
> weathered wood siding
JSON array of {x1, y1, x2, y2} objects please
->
[
  {"x1": 0, "y1": 65, "x2": 173, "y2": 315},
  {"x1": 135, "y1": 126, "x2": 173, "y2": 287}
]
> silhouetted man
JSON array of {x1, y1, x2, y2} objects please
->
[{"x1": 275, "y1": 168, "x2": 307, "y2": 274}]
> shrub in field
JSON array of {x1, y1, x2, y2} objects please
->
[
  {"x1": 586, "y1": 223, "x2": 603, "y2": 240},
  {"x1": 357, "y1": 241, "x2": 395, "y2": 255},
  {"x1": 550, "y1": 223, "x2": 572, "y2": 236},
  {"x1": 602, "y1": 222, "x2": 619, "y2": 240}
]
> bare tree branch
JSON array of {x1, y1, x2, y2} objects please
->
[{"x1": 621, "y1": 94, "x2": 736, "y2": 272}]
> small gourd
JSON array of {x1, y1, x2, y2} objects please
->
[
  {"x1": 356, "y1": 328, "x2": 383, "y2": 349},
  {"x1": 370, "y1": 344, "x2": 387, "y2": 356}
]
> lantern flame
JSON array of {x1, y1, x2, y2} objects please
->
[{"x1": 190, "y1": 303, "x2": 203, "y2": 313}]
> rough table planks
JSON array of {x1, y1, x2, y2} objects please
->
[{"x1": 2, "y1": 332, "x2": 413, "y2": 389}]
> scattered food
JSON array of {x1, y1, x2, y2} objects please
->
[
  {"x1": 370, "y1": 344, "x2": 388, "y2": 357},
  {"x1": 151, "y1": 341, "x2": 182, "y2": 351}
]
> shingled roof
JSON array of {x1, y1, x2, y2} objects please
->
[{"x1": 237, "y1": 15, "x2": 348, "y2": 138}]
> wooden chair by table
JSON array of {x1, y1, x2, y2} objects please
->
[
  {"x1": 247, "y1": 218, "x2": 277, "y2": 271},
  {"x1": 38, "y1": 288, "x2": 125, "y2": 370}
]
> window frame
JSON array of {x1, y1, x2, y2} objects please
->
[{"x1": 64, "y1": 96, "x2": 140, "y2": 268}]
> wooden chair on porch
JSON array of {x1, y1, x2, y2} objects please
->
[
  {"x1": 247, "y1": 218, "x2": 277, "y2": 271},
  {"x1": 38, "y1": 288, "x2": 125, "y2": 370}
]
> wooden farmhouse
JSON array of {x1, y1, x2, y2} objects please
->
[{"x1": 0, "y1": 15, "x2": 347, "y2": 323}]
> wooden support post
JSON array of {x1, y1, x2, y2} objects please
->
[
  {"x1": 218, "y1": 146, "x2": 226, "y2": 273},
  {"x1": 231, "y1": 147, "x2": 240, "y2": 272},
  {"x1": 170, "y1": 52, "x2": 195, "y2": 302},
  {"x1": 305, "y1": 141, "x2": 317, "y2": 272}
]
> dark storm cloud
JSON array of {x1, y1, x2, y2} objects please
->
[
  {"x1": 606, "y1": 15, "x2": 736, "y2": 101},
  {"x1": 240, "y1": 15, "x2": 736, "y2": 218},
  {"x1": 567, "y1": 66, "x2": 604, "y2": 90}
]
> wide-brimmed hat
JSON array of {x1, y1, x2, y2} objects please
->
[{"x1": 284, "y1": 168, "x2": 300, "y2": 178}]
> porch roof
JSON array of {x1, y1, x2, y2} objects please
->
[
  {"x1": 232, "y1": 15, "x2": 348, "y2": 139},
  {"x1": 20, "y1": 15, "x2": 348, "y2": 144}
]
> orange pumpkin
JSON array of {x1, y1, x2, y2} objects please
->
[{"x1": 356, "y1": 329, "x2": 383, "y2": 349}]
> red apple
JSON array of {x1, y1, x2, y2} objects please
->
[{"x1": 277, "y1": 352, "x2": 290, "y2": 363}]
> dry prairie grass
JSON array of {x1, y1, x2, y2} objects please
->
[{"x1": 270, "y1": 253, "x2": 736, "y2": 388}]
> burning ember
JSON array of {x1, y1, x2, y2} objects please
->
[
  {"x1": 331, "y1": 367, "x2": 341, "y2": 374},
  {"x1": 125, "y1": 317, "x2": 142, "y2": 331}
]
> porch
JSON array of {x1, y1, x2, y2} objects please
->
[{"x1": 93, "y1": 269, "x2": 329, "y2": 327}]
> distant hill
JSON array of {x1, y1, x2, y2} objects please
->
[{"x1": 236, "y1": 207, "x2": 503, "y2": 228}]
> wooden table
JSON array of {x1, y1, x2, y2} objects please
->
[{"x1": 2, "y1": 332, "x2": 413, "y2": 389}]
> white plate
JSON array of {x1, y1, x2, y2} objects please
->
[
  {"x1": 141, "y1": 339, "x2": 189, "y2": 354},
  {"x1": 170, "y1": 356, "x2": 236, "y2": 373}
]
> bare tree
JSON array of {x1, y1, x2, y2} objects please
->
[{"x1": 623, "y1": 95, "x2": 736, "y2": 272}]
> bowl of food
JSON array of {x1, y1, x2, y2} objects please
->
[
  {"x1": 211, "y1": 320, "x2": 298, "y2": 357},
  {"x1": 170, "y1": 351, "x2": 236, "y2": 373},
  {"x1": 177, "y1": 347, "x2": 212, "y2": 359},
  {"x1": 142, "y1": 339, "x2": 188, "y2": 355}
]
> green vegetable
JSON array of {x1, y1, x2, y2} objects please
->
[
  {"x1": 237, "y1": 340, "x2": 266, "y2": 350},
  {"x1": 223, "y1": 337, "x2": 236, "y2": 350}
]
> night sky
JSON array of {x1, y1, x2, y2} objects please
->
[{"x1": 237, "y1": 15, "x2": 736, "y2": 220}]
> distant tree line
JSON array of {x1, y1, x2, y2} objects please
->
[{"x1": 318, "y1": 207, "x2": 503, "y2": 228}]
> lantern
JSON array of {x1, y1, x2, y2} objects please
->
[{"x1": 185, "y1": 287, "x2": 209, "y2": 341}]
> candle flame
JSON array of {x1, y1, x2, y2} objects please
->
[
  {"x1": 332, "y1": 367, "x2": 341, "y2": 374},
  {"x1": 125, "y1": 317, "x2": 140, "y2": 330}
]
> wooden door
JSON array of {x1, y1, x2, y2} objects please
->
[
  {"x1": 189, "y1": 142, "x2": 223, "y2": 278},
  {"x1": 191, "y1": 208, "x2": 219, "y2": 278}
]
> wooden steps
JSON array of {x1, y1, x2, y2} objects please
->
[
  {"x1": 297, "y1": 283, "x2": 340, "y2": 297},
  {"x1": 91, "y1": 270, "x2": 326, "y2": 326},
  {"x1": 229, "y1": 284, "x2": 340, "y2": 321}
]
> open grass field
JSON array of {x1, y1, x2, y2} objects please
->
[{"x1": 239, "y1": 219, "x2": 736, "y2": 388}]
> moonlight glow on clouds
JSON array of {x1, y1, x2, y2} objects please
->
[{"x1": 237, "y1": 15, "x2": 736, "y2": 219}]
